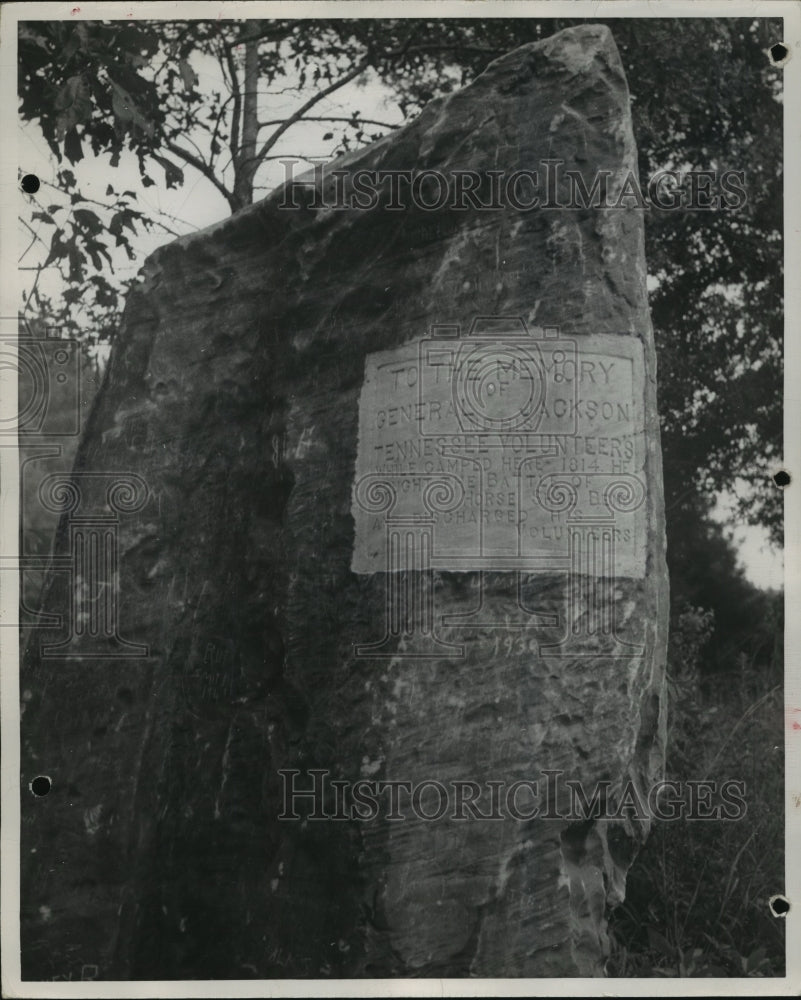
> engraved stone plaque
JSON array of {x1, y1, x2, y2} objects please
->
[{"x1": 352, "y1": 321, "x2": 647, "y2": 579}]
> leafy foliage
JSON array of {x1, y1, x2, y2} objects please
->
[
  {"x1": 19, "y1": 165, "x2": 164, "y2": 348},
  {"x1": 608, "y1": 577, "x2": 784, "y2": 977},
  {"x1": 20, "y1": 22, "x2": 163, "y2": 168},
  {"x1": 607, "y1": 502, "x2": 783, "y2": 976}
]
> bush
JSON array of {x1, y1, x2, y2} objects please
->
[{"x1": 607, "y1": 598, "x2": 784, "y2": 977}]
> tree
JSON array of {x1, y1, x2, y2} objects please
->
[
  {"x1": 16, "y1": 20, "x2": 505, "y2": 343},
  {"x1": 17, "y1": 16, "x2": 784, "y2": 540}
]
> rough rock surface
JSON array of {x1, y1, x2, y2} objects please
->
[{"x1": 21, "y1": 24, "x2": 668, "y2": 979}]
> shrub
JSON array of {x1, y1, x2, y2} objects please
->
[{"x1": 607, "y1": 599, "x2": 784, "y2": 977}]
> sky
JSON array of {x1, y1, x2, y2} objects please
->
[{"x1": 16, "y1": 33, "x2": 784, "y2": 592}]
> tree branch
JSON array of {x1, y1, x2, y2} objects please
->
[
  {"x1": 137, "y1": 215, "x2": 185, "y2": 239},
  {"x1": 208, "y1": 93, "x2": 234, "y2": 170},
  {"x1": 165, "y1": 139, "x2": 236, "y2": 209},
  {"x1": 378, "y1": 25, "x2": 421, "y2": 60},
  {"x1": 18, "y1": 217, "x2": 50, "y2": 262},
  {"x1": 19, "y1": 233, "x2": 39, "y2": 263},
  {"x1": 249, "y1": 56, "x2": 371, "y2": 169},
  {"x1": 173, "y1": 130, "x2": 208, "y2": 165},
  {"x1": 223, "y1": 22, "x2": 292, "y2": 49},
  {"x1": 219, "y1": 39, "x2": 242, "y2": 177},
  {"x1": 257, "y1": 114, "x2": 399, "y2": 131},
  {"x1": 27, "y1": 262, "x2": 47, "y2": 301},
  {"x1": 402, "y1": 43, "x2": 506, "y2": 57},
  {"x1": 39, "y1": 180, "x2": 183, "y2": 236}
]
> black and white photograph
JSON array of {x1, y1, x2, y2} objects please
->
[{"x1": 1, "y1": 1, "x2": 798, "y2": 994}]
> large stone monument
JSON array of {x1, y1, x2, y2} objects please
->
[{"x1": 21, "y1": 24, "x2": 668, "y2": 979}]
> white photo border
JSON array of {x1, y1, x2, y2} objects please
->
[{"x1": 1, "y1": 2, "x2": 798, "y2": 996}]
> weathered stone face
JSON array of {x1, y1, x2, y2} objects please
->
[{"x1": 21, "y1": 23, "x2": 668, "y2": 980}]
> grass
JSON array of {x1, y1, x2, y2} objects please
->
[{"x1": 607, "y1": 605, "x2": 785, "y2": 977}]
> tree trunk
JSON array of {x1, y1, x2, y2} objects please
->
[{"x1": 232, "y1": 24, "x2": 261, "y2": 210}]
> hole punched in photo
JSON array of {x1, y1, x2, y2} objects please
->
[
  {"x1": 773, "y1": 469, "x2": 791, "y2": 489},
  {"x1": 20, "y1": 173, "x2": 40, "y2": 194},
  {"x1": 769, "y1": 895, "x2": 790, "y2": 918},
  {"x1": 29, "y1": 775, "x2": 51, "y2": 797},
  {"x1": 768, "y1": 42, "x2": 790, "y2": 66}
]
